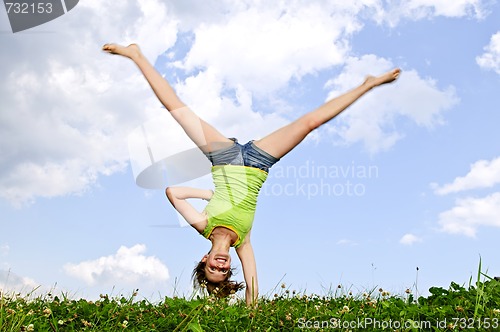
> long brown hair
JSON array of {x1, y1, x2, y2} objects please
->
[{"x1": 192, "y1": 260, "x2": 244, "y2": 298}]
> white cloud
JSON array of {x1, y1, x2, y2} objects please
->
[
  {"x1": 433, "y1": 156, "x2": 500, "y2": 195},
  {"x1": 476, "y1": 31, "x2": 500, "y2": 75},
  {"x1": 0, "y1": 269, "x2": 38, "y2": 294},
  {"x1": 437, "y1": 192, "x2": 500, "y2": 237},
  {"x1": 180, "y1": 3, "x2": 358, "y2": 96},
  {"x1": 432, "y1": 156, "x2": 500, "y2": 238},
  {"x1": 170, "y1": 0, "x2": 376, "y2": 30},
  {"x1": 380, "y1": 0, "x2": 487, "y2": 26},
  {"x1": 399, "y1": 233, "x2": 422, "y2": 245},
  {"x1": 324, "y1": 55, "x2": 459, "y2": 153},
  {"x1": 64, "y1": 244, "x2": 169, "y2": 286},
  {"x1": 0, "y1": 0, "x2": 178, "y2": 206}
]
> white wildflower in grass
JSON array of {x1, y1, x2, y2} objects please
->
[
  {"x1": 493, "y1": 308, "x2": 500, "y2": 315},
  {"x1": 121, "y1": 320, "x2": 128, "y2": 328},
  {"x1": 26, "y1": 324, "x2": 34, "y2": 332},
  {"x1": 58, "y1": 319, "x2": 64, "y2": 325},
  {"x1": 227, "y1": 293, "x2": 238, "y2": 306}
]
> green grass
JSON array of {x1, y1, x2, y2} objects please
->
[{"x1": 1, "y1": 276, "x2": 499, "y2": 331}]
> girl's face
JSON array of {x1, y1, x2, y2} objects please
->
[{"x1": 202, "y1": 252, "x2": 231, "y2": 283}]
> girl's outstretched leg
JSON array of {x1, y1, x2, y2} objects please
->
[
  {"x1": 102, "y1": 43, "x2": 232, "y2": 153},
  {"x1": 253, "y1": 69, "x2": 401, "y2": 159}
]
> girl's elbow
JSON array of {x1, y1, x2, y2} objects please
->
[{"x1": 165, "y1": 187, "x2": 176, "y2": 203}]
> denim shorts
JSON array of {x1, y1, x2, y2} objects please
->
[{"x1": 204, "y1": 138, "x2": 280, "y2": 173}]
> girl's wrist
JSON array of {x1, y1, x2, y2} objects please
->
[{"x1": 204, "y1": 189, "x2": 214, "y2": 201}]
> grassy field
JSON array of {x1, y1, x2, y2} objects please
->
[{"x1": 1, "y1": 272, "x2": 499, "y2": 331}]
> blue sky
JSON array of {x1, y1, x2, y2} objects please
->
[{"x1": 1, "y1": 0, "x2": 499, "y2": 302}]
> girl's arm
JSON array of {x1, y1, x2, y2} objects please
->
[
  {"x1": 165, "y1": 187, "x2": 212, "y2": 233},
  {"x1": 236, "y1": 231, "x2": 259, "y2": 307}
]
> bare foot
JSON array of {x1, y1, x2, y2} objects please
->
[
  {"x1": 364, "y1": 68, "x2": 401, "y2": 88},
  {"x1": 102, "y1": 43, "x2": 141, "y2": 59}
]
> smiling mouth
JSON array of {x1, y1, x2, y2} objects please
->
[{"x1": 214, "y1": 253, "x2": 230, "y2": 266}]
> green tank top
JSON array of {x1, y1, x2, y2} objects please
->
[{"x1": 203, "y1": 165, "x2": 268, "y2": 248}]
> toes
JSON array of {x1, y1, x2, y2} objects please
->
[{"x1": 102, "y1": 44, "x2": 118, "y2": 54}]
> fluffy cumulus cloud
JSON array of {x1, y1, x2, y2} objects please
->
[
  {"x1": 399, "y1": 233, "x2": 423, "y2": 245},
  {"x1": 324, "y1": 55, "x2": 459, "y2": 153},
  {"x1": 64, "y1": 244, "x2": 169, "y2": 286},
  {"x1": 432, "y1": 156, "x2": 500, "y2": 237},
  {"x1": 0, "y1": 0, "x2": 178, "y2": 206},
  {"x1": 476, "y1": 31, "x2": 500, "y2": 75},
  {"x1": 1, "y1": 0, "x2": 488, "y2": 206},
  {"x1": 433, "y1": 156, "x2": 500, "y2": 195},
  {"x1": 179, "y1": 2, "x2": 358, "y2": 95},
  {"x1": 437, "y1": 192, "x2": 500, "y2": 237}
]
